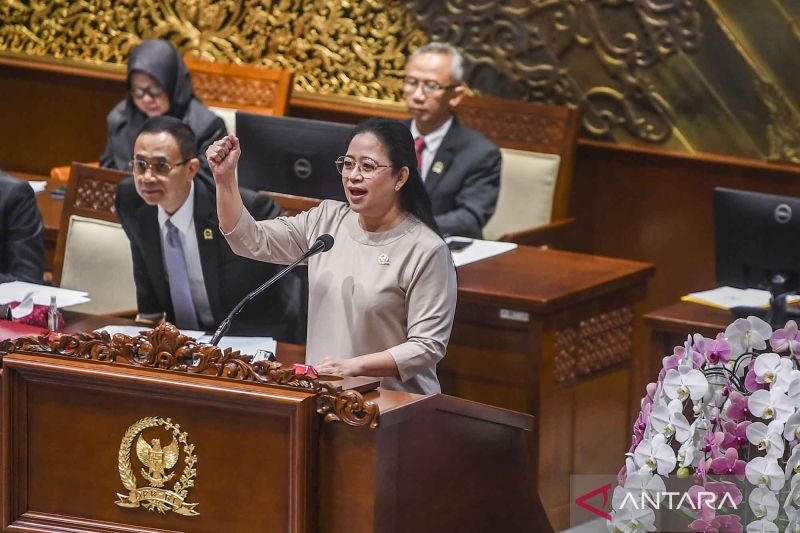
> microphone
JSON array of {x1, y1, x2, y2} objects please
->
[{"x1": 209, "y1": 233, "x2": 334, "y2": 346}]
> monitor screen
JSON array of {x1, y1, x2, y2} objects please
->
[
  {"x1": 714, "y1": 187, "x2": 800, "y2": 292},
  {"x1": 235, "y1": 113, "x2": 354, "y2": 201}
]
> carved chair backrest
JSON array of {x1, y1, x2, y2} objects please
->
[
  {"x1": 184, "y1": 56, "x2": 294, "y2": 121},
  {"x1": 457, "y1": 95, "x2": 580, "y2": 225},
  {"x1": 53, "y1": 163, "x2": 137, "y2": 314}
]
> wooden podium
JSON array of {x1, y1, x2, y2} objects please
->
[{"x1": 0, "y1": 324, "x2": 547, "y2": 533}]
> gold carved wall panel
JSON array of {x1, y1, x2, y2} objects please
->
[
  {"x1": 2, "y1": 0, "x2": 800, "y2": 163},
  {"x1": 0, "y1": 0, "x2": 427, "y2": 101}
]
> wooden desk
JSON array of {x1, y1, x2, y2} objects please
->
[
  {"x1": 644, "y1": 301, "x2": 732, "y2": 383},
  {"x1": 443, "y1": 245, "x2": 654, "y2": 529},
  {"x1": 1, "y1": 315, "x2": 548, "y2": 532}
]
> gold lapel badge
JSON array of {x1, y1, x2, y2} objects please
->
[
  {"x1": 115, "y1": 417, "x2": 199, "y2": 516},
  {"x1": 431, "y1": 161, "x2": 444, "y2": 174},
  {"x1": 378, "y1": 253, "x2": 390, "y2": 265},
  {"x1": 203, "y1": 228, "x2": 213, "y2": 240}
]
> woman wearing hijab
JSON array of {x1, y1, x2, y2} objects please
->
[{"x1": 99, "y1": 39, "x2": 226, "y2": 188}]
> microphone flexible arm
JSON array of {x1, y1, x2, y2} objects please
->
[{"x1": 209, "y1": 235, "x2": 333, "y2": 346}]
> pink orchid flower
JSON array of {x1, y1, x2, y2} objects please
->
[
  {"x1": 709, "y1": 447, "x2": 746, "y2": 479},
  {"x1": 727, "y1": 391, "x2": 751, "y2": 422},
  {"x1": 722, "y1": 421, "x2": 751, "y2": 449},
  {"x1": 696, "y1": 333, "x2": 732, "y2": 365},
  {"x1": 770, "y1": 320, "x2": 800, "y2": 355}
]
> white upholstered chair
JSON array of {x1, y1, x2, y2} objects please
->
[
  {"x1": 457, "y1": 95, "x2": 581, "y2": 247},
  {"x1": 54, "y1": 163, "x2": 137, "y2": 315}
]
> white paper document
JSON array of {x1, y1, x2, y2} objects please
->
[
  {"x1": 96, "y1": 325, "x2": 277, "y2": 357},
  {"x1": 0, "y1": 281, "x2": 90, "y2": 308},
  {"x1": 446, "y1": 237, "x2": 518, "y2": 268},
  {"x1": 27, "y1": 180, "x2": 48, "y2": 194},
  {"x1": 681, "y1": 286, "x2": 773, "y2": 310}
]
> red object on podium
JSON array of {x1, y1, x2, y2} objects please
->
[{"x1": 0, "y1": 320, "x2": 47, "y2": 341}]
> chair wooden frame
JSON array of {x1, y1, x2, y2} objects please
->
[
  {"x1": 262, "y1": 191, "x2": 322, "y2": 216},
  {"x1": 183, "y1": 56, "x2": 294, "y2": 117},
  {"x1": 52, "y1": 162, "x2": 129, "y2": 286},
  {"x1": 457, "y1": 95, "x2": 581, "y2": 247}
]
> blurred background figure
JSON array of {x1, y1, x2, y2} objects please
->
[
  {"x1": 100, "y1": 39, "x2": 226, "y2": 189},
  {"x1": 0, "y1": 171, "x2": 44, "y2": 283}
]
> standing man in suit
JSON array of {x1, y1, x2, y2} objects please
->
[
  {"x1": 116, "y1": 116, "x2": 304, "y2": 342},
  {"x1": 404, "y1": 42, "x2": 501, "y2": 239},
  {"x1": 0, "y1": 171, "x2": 45, "y2": 283}
]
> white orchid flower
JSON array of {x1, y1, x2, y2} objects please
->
[
  {"x1": 726, "y1": 316, "x2": 772, "y2": 357},
  {"x1": 650, "y1": 399, "x2": 691, "y2": 443},
  {"x1": 785, "y1": 413, "x2": 800, "y2": 442},
  {"x1": 633, "y1": 434, "x2": 676, "y2": 476},
  {"x1": 788, "y1": 448, "x2": 800, "y2": 479},
  {"x1": 749, "y1": 388, "x2": 795, "y2": 423},
  {"x1": 777, "y1": 369, "x2": 800, "y2": 395},
  {"x1": 787, "y1": 474, "x2": 800, "y2": 507},
  {"x1": 748, "y1": 486, "x2": 779, "y2": 520},
  {"x1": 746, "y1": 519, "x2": 779, "y2": 533},
  {"x1": 786, "y1": 506, "x2": 800, "y2": 533},
  {"x1": 754, "y1": 352, "x2": 794, "y2": 385},
  {"x1": 606, "y1": 506, "x2": 656, "y2": 533},
  {"x1": 664, "y1": 364, "x2": 708, "y2": 402},
  {"x1": 612, "y1": 472, "x2": 666, "y2": 511},
  {"x1": 746, "y1": 457, "x2": 786, "y2": 491},
  {"x1": 676, "y1": 438, "x2": 697, "y2": 467},
  {"x1": 787, "y1": 376, "x2": 800, "y2": 407},
  {"x1": 747, "y1": 421, "x2": 786, "y2": 459}
]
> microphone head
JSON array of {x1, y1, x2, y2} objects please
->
[{"x1": 317, "y1": 234, "x2": 334, "y2": 252}]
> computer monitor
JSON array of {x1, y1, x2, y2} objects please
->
[
  {"x1": 235, "y1": 113, "x2": 354, "y2": 201},
  {"x1": 714, "y1": 187, "x2": 800, "y2": 292}
]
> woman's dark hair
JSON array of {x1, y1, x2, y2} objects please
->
[{"x1": 348, "y1": 118, "x2": 441, "y2": 237}]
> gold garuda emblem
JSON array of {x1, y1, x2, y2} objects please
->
[{"x1": 115, "y1": 417, "x2": 199, "y2": 516}]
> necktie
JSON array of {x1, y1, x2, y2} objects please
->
[
  {"x1": 414, "y1": 136, "x2": 426, "y2": 172},
  {"x1": 163, "y1": 220, "x2": 199, "y2": 330}
]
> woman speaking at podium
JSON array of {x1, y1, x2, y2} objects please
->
[{"x1": 207, "y1": 118, "x2": 457, "y2": 394}]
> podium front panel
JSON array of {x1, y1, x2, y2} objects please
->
[{"x1": 2, "y1": 352, "x2": 318, "y2": 533}]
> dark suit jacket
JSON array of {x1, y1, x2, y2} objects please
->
[
  {"x1": 0, "y1": 172, "x2": 45, "y2": 283},
  {"x1": 418, "y1": 116, "x2": 501, "y2": 238},
  {"x1": 115, "y1": 178, "x2": 306, "y2": 342}
]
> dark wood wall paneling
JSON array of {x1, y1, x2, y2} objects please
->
[{"x1": 0, "y1": 62, "x2": 124, "y2": 175}]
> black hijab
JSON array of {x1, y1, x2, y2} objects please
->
[
  {"x1": 125, "y1": 39, "x2": 194, "y2": 119},
  {"x1": 100, "y1": 39, "x2": 226, "y2": 188}
]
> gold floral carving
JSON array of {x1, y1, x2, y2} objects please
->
[
  {"x1": 407, "y1": 0, "x2": 702, "y2": 143},
  {"x1": 0, "y1": 0, "x2": 427, "y2": 101},
  {"x1": 757, "y1": 79, "x2": 800, "y2": 166},
  {"x1": 1, "y1": 323, "x2": 379, "y2": 428}
]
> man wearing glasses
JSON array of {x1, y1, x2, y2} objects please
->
[
  {"x1": 404, "y1": 42, "x2": 501, "y2": 239},
  {"x1": 115, "y1": 116, "x2": 305, "y2": 342}
]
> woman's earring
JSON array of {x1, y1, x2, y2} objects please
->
[{"x1": 395, "y1": 185, "x2": 400, "y2": 191}]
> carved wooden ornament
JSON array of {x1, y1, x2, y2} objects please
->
[{"x1": 0, "y1": 322, "x2": 379, "y2": 429}]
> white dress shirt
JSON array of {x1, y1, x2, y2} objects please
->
[
  {"x1": 157, "y1": 182, "x2": 215, "y2": 329},
  {"x1": 410, "y1": 117, "x2": 453, "y2": 182}
]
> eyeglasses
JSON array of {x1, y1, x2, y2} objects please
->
[
  {"x1": 334, "y1": 156, "x2": 391, "y2": 178},
  {"x1": 403, "y1": 77, "x2": 460, "y2": 96},
  {"x1": 129, "y1": 158, "x2": 192, "y2": 176},
  {"x1": 130, "y1": 85, "x2": 165, "y2": 99}
]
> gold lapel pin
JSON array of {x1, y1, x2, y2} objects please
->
[
  {"x1": 203, "y1": 228, "x2": 214, "y2": 240},
  {"x1": 432, "y1": 161, "x2": 444, "y2": 174}
]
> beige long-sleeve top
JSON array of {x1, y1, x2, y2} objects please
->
[{"x1": 223, "y1": 200, "x2": 457, "y2": 394}]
